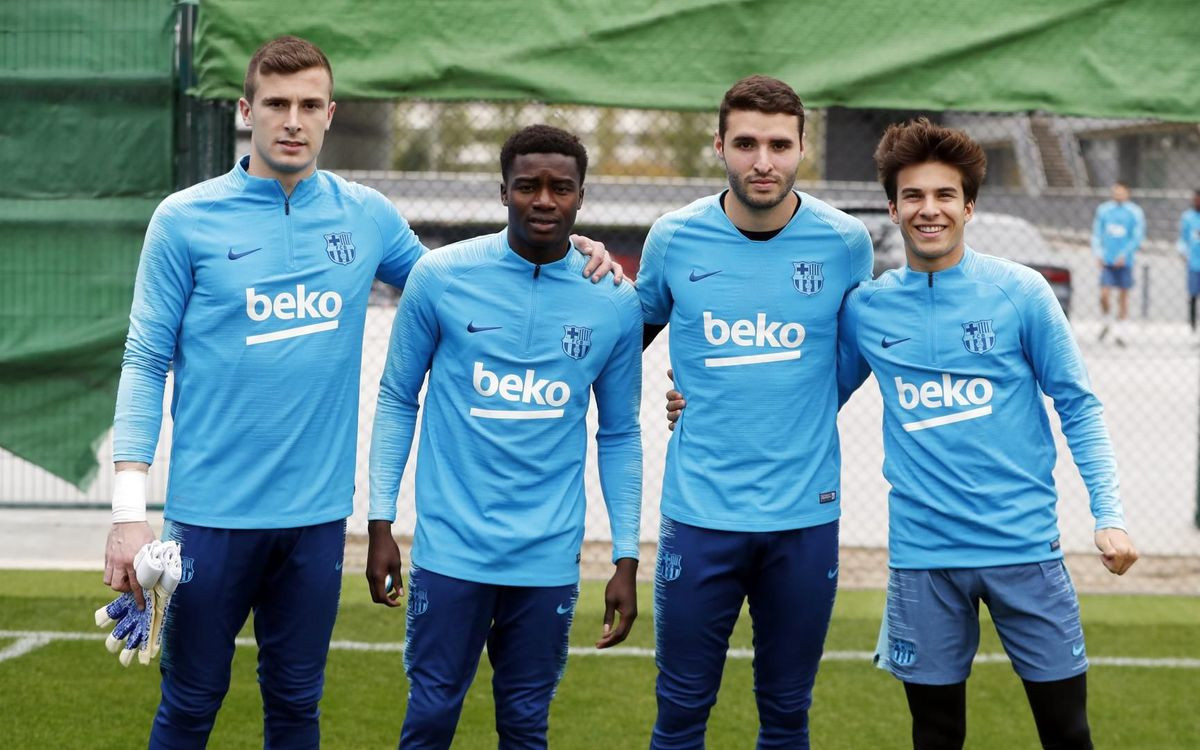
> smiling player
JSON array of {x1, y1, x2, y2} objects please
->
[{"x1": 838, "y1": 118, "x2": 1138, "y2": 749}]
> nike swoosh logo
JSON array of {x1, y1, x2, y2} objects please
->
[
  {"x1": 556, "y1": 604, "x2": 572, "y2": 615},
  {"x1": 227, "y1": 246, "x2": 263, "y2": 260},
  {"x1": 881, "y1": 336, "x2": 912, "y2": 349},
  {"x1": 827, "y1": 567, "x2": 839, "y2": 580},
  {"x1": 467, "y1": 322, "x2": 503, "y2": 333},
  {"x1": 689, "y1": 269, "x2": 722, "y2": 282},
  {"x1": 1072, "y1": 644, "x2": 1085, "y2": 657},
  {"x1": 334, "y1": 561, "x2": 342, "y2": 571}
]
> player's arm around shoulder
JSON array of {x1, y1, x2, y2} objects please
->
[{"x1": 836, "y1": 285, "x2": 872, "y2": 408}]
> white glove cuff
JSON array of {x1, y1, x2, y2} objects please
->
[{"x1": 112, "y1": 470, "x2": 148, "y2": 523}]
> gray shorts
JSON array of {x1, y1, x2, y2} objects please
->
[{"x1": 874, "y1": 561, "x2": 1087, "y2": 684}]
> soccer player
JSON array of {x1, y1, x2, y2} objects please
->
[
  {"x1": 103, "y1": 38, "x2": 618, "y2": 748},
  {"x1": 1178, "y1": 189, "x2": 1200, "y2": 339},
  {"x1": 367, "y1": 125, "x2": 643, "y2": 749},
  {"x1": 1091, "y1": 181, "x2": 1145, "y2": 345},
  {"x1": 636, "y1": 76, "x2": 873, "y2": 748},
  {"x1": 836, "y1": 118, "x2": 1139, "y2": 749}
]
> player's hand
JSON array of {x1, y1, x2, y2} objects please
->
[
  {"x1": 366, "y1": 520, "x2": 404, "y2": 606},
  {"x1": 1094, "y1": 528, "x2": 1138, "y2": 575},
  {"x1": 596, "y1": 557, "x2": 638, "y2": 648},
  {"x1": 104, "y1": 521, "x2": 156, "y2": 610},
  {"x1": 1113, "y1": 256, "x2": 1127, "y2": 268},
  {"x1": 571, "y1": 234, "x2": 625, "y2": 284},
  {"x1": 665, "y1": 368, "x2": 686, "y2": 432}
]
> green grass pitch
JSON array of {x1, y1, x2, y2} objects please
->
[{"x1": 0, "y1": 571, "x2": 1196, "y2": 748}]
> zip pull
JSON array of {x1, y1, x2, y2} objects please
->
[
  {"x1": 533, "y1": 265, "x2": 541, "y2": 279},
  {"x1": 285, "y1": 198, "x2": 291, "y2": 216},
  {"x1": 928, "y1": 271, "x2": 933, "y2": 287}
]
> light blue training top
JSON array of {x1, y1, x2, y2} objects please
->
[
  {"x1": 114, "y1": 156, "x2": 426, "y2": 528},
  {"x1": 637, "y1": 191, "x2": 873, "y2": 532},
  {"x1": 1178, "y1": 208, "x2": 1200, "y2": 271},
  {"x1": 839, "y1": 247, "x2": 1126, "y2": 569},
  {"x1": 1091, "y1": 200, "x2": 1145, "y2": 265},
  {"x1": 369, "y1": 230, "x2": 643, "y2": 587}
]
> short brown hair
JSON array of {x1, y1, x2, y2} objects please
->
[
  {"x1": 874, "y1": 118, "x2": 987, "y2": 204},
  {"x1": 243, "y1": 36, "x2": 333, "y2": 103},
  {"x1": 718, "y1": 75, "x2": 805, "y2": 139}
]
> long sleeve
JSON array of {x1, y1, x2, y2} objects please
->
[
  {"x1": 592, "y1": 292, "x2": 644, "y2": 562},
  {"x1": 1020, "y1": 273, "x2": 1125, "y2": 530},
  {"x1": 112, "y1": 199, "x2": 195, "y2": 464},
  {"x1": 635, "y1": 218, "x2": 675, "y2": 325},
  {"x1": 836, "y1": 289, "x2": 872, "y2": 409},
  {"x1": 368, "y1": 256, "x2": 441, "y2": 521},
  {"x1": 362, "y1": 186, "x2": 428, "y2": 289}
]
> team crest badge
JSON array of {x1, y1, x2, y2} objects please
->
[
  {"x1": 657, "y1": 552, "x2": 683, "y2": 582},
  {"x1": 324, "y1": 232, "x2": 356, "y2": 265},
  {"x1": 408, "y1": 588, "x2": 429, "y2": 616},
  {"x1": 792, "y1": 261, "x2": 824, "y2": 295},
  {"x1": 891, "y1": 638, "x2": 917, "y2": 667},
  {"x1": 562, "y1": 324, "x2": 593, "y2": 360},
  {"x1": 179, "y1": 557, "x2": 194, "y2": 584},
  {"x1": 961, "y1": 319, "x2": 996, "y2": 354}
]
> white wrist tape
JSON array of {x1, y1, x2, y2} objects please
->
[{"x1": 112, "y1": 470, "x2": 148, "y2": 523}]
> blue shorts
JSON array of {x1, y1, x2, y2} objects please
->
[
  {"x1": 1188, "y1": 270, "x2": 1200, "y2": 297},
  {"x1": 1100, "y1": 264, "x2": 1134, "y2": 289},
  {"x1": 875, "y1": 561, "x2": 1087, "y2": 685}
]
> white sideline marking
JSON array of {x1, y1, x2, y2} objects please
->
[
  {"x1": 2, "y1": 631, "x2": 1199, "y2": 669},
  {"x1": 0, "y1": 634, "x2": 51, "y2": 662}
]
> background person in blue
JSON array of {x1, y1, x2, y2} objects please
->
[
  {"x1": 838, "y1": 119, "x2": 1139, "y2": 749},
  {"x1": 103, "y1": 38, "x2": 618, "y2": 748},
  {"x1": 1091, "y1": 181, "x2": 1145, "y2": 345},
  {"x1": 367, "y1": 125, "x2": 643, "y2": 749},
  {"x1": 1178, "y1": 189, "x2": 1200, "y2": 340},
  {"x1": 637, "y1": 75, "x2": 873, "y2": 749}
]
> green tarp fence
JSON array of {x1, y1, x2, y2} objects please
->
[
  {"x1": 1, "y1": 1, "x2": 176, "y2": 488},
  {"x1": 5, "y1": 0, "x2": 1200, "y2": 490},
  {"x1": 194, "y1": 0, "x2": 1200, "y2": 121}
]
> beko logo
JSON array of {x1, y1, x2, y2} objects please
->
[
  {"x1": 244, "y1": 286, "x2": 343, "y2": 345},
  {"x1": 894, "y1": 374, "x2": 994, "y2": 432},
  {"x1": 470, "y1": 362, "x2": 570, "y2": 419},
  {"x1": 701, "y1": 311, "x2": 805, "y2": 367}
]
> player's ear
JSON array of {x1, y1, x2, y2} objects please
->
[
  {"x1": 888, "y1": 201, "x2": 899, "y2": 224},
  {"x1": 964, "y1": 200, "x2": 975, "y2": 223},
  {"x1": 325, "y1": 100, "x2": 336, "y2": 130},
  {"x1": 499, "y1": 182, "x2": 509, "y2": 207},
  {"x1": 238, "y1": 97, "x2": 252, "y2": 127},
  {"x1": 713, "y1": 130, "x2": 724, "y2": 161},
  {"x1": 577, "y1": 185, "x2": 585, "y2": 209}
]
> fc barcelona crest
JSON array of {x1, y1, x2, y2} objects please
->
[
  {"x1": 562, "y1": 324, "x2": 592, "y2": 360},
  {"x1": 408, "y1": 588, "x2": 429, "y2": 616},
  {"x1": 179, "y1": 556, "x2": 194, "y2": 584},
  {"x1": 891, "y1": 638, "x2": 917, "y2": 667},
  {"x1": 961, "y1": 319, "x2": 996, "y2": 354},
  {"x1": 792, "y1": 261, "x2": 824, "y2": 295},
  {"x1": 657, "y1": 552, "x2": 683, "y2": 582},
  {"x1": 324, "y1": 232, "x2": 356, "y2": 265}
]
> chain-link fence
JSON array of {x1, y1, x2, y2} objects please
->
[{"x1": 5, "y1": 97, "x2": 1199, "y2": 592}]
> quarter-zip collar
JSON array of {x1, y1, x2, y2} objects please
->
[{"x1": 231, "y1": 154, "x2": 321, "y2": 208}]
